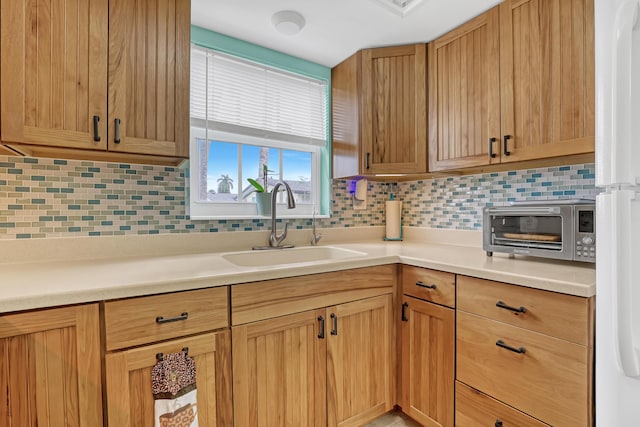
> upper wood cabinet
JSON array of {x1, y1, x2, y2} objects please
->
[
  {"x1": 0, "y1": 304, "x2": 103, "y2": 426},
  {"x1": 0, "y1": 0, "x2": 109, "y2": 151},
  {"x1": 499, "y1": 0, "x2": 595, "y2": 163},
  {"x1": 332, "y1": 44, "x2": 427, "y2": 178},
  {"x1": 108, "y1": 0, "x2": 189, "y2": 158},
  {"x1": 428, "y1": 0, "x2": 595, "y2": 172},
  {"x1": 0, "y1": 0, "x2": 189, "y2": 164},
  {"x1": 428, "y1": 8, "x2": 501, "y2": 172}
]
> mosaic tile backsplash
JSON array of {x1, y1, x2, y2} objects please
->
[{"x1": 0, "y1": 155, "x2": 595, "y2": 239}]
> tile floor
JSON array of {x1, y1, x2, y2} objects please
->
[{"x1": 364, "y1": 411, "x2": 421, "y2": 427}]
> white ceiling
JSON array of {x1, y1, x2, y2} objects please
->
[{"x1": 191, "y1": 0, "x2": 503, "y2": 68}]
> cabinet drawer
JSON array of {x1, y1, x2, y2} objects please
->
[
  {"x1": 456, "y1": 382, "x2": 548, "y2": 427},
  {"x1": 457, "y1": 275, "x2": 591, "y2": 345},
  {"x1": 457, "y1": 311, "x2": 591, "y2": 427},
  {"x1": 402, "y1": 266, "x2": 455, "y2": 308},
  {"x1": 104, "y1": 287, "x2": 229, "y2": 351}
]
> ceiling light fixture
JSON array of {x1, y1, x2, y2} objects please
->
[
  {"x1": 271, "y1": 10, "x2": 306, "y2": 36},
  {"x1": 370, "y1": 0, "x2": 427, "y2": 17}
]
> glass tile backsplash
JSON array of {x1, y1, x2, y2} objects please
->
[{"x1": 0, "y1": 155, "x2": 596, "y2": 239}]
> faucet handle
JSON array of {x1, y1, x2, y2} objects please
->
[
  {"x1": 273, "y1": 221, "x2": 289, "y2": 246},
  {"x1": 311, "y1": 232, "x2": 323, "y2": 246}
]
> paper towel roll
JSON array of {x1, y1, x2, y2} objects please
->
[{"x1": 385, "y1": 200, "x2": 402, "y2": 239}]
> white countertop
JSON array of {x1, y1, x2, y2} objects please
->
[{"x1": 0, "y1": 228, "x2": 595, "y2": 314}]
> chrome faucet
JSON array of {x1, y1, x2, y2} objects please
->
[
  {"x1": 310, "y1": 208, "x2": 322, "y2": 246},
  {"x1": 253, "y1": 180, "x2": 296, "y2": 250}
]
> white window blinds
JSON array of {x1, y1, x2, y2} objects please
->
[{"x1": 190, "y1": 45, "x2": 328, "y2": 146}]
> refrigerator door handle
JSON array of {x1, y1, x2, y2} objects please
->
[
  {"x1": 612, "y1": 0, "x2": 640, "y2": 184},
  {"x1": 612, "y1": 191, "x2": 640, "y2": 377}
]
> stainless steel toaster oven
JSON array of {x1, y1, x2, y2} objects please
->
[{"x1": 483, "y1": 200, "x2": 596, "y2": 263}]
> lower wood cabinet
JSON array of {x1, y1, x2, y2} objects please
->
[
  {"x1": 0, "y1": 266, "x2": 595, "y2": 427},
  {"x1": 398, "y1": 265, "x2": 455, "y2": 427},
  {"x1": 327, "y1": 294, "x2": 394, "y2": 427},
  {"x1": 398, "y1": 295, "x2": 454, "y2": 427},
  {"x1": 456, "y1": 275, "x2": 594, "y2": 427},
  {"x1": 232, "y1": 293, "x2": 394, "y2": 427},
  {"x1": 232, "y1": 309, "x2": 327, "y2": 427},
  {"x1": 0, "y1": 304, "x2": 103, "y2": 426},
  {"x1": 103, "y1": 286, "x2": 232, "y2": 427},
  {"x1": 105, "y1": 330, "x2": 232, "y2": 426}
]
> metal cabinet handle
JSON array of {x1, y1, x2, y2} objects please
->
[
  {"x1": 114, "y1": 118, "x2": 121, "y2": 144},
  {"x1": 489, "y1": 137, "x2": 497, "y2": 158},
  {"x1": 156, "y1": 312, "x2": 188, "y2": 324},
  {"x1": 401, "y1": 302, "x2": 409, "y2": 322},
  {"x1": 496, "y1": 339, "x2": 526, "y2": 354},
  {"x1": 366, "y1": 152, "x2": 371, "y2": 170},
  {"x1": 330, "y1": 313, "x2": 338, "y2": 335},
  {"x1": 496, "y1": 300, "x2": 527, "y2": 314},
  {"x1": 318, "y1": 316, "x2": 325, "y2": 339},
  {"x1": 416, "y1": 281, "x2": 437, "y2": 290},
  {"x1": 495, "y1": 420, "x2": 503, "y2": 427},
  {"x1": 503, "y1": 134, "x2": 512, "y2": 156},
  {"x1": 93, "y1": 116, "x2": 101, "y2": 142}
]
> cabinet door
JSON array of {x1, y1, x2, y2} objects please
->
[
  {"x1": 232, "y1": 309, "x2": 327, "y2": 427},
  {"x1": 332, "y1": 53, "x2": 361, "y2": 179},
  {"x1": 105, "y1": 330, "x2": 232, "y2": 427},
  {"x1": 361, "y1": 45, "x2": 427, "y2": 174},
  {"x1": 428, "y1": 7, "x2": 501, "y2": 172},
  {"x1": 0, "y1": 304, "x2": 103, "y2": 426},
  {"x1": 108, "y1": 0, "x2": 189, "y2": 157},
  {"x1": 0, "y1": 0, "x2": 108, "y2": 150},
  {"x1": 327, "y1": 294, "x2": 394, "y2": 427},
  {"x1": 499, "y1": 0, "x2": 595, "y2": 162},
  {"x1": 399, "y1": 296, "x2": 454, "y2": 427}
]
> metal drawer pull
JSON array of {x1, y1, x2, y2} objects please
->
[
  {"x1": 503, "y1": 134, "x2": 512, "y2": 156},
  {"x1": 496, "y1": 339, "x2": 526, "y2": 354},
  {"x1": 489, "y1": 137, "x2": 497, "y2": 158},
  {"x1": 114, "y1": 118, "x2": 121, "y2": 144},
  {"x1": 495, "y1": 420, "x2": 503, "y2": 427},
  {"x1": 318, "y1": 316, "x2": 325, "y2": 339},
  {"x1": 401, "y1": 302, "x2": 409, "y2": 322},
  {"x1": 156, "y1": 347, "x2": 189, "y2": 362},
  {"x1": 93, "y1": 115, "x2": 101, "y2": 142},
  {"x1": 416, "y1": 281, "x2": 437, "y2": 289},
  {"x1": 496, "y1": 300, "x2": 526, "y2": 314},
  {"x1": 330, "y1": 313, "x2": 338, "y2": 335},
  {"x1": 156, "y1": 312, "x2": 189, "y2": 324}
]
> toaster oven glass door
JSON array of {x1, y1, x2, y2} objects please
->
[
  {"x1": 488, "y1": 210, "x2": 566, "y2": 251},
  {"x1": 485, "y1": 205, "x2": 573, "y2": 254}
]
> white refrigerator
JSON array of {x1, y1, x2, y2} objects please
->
[{"x1": 595, "y1": 0, "x2": 640, "y2": 424}]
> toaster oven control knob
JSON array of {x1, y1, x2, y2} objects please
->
[{"x1": 582, "y1": 236, "x2": 594, "y2": 245}]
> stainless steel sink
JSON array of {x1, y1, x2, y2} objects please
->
[{"x1": 222, "y1": 246, "x2": 367, "y2": 267}]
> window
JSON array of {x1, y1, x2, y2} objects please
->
[{"x1": 189, "y1": 45, "x2": 329, "y2": 219}]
